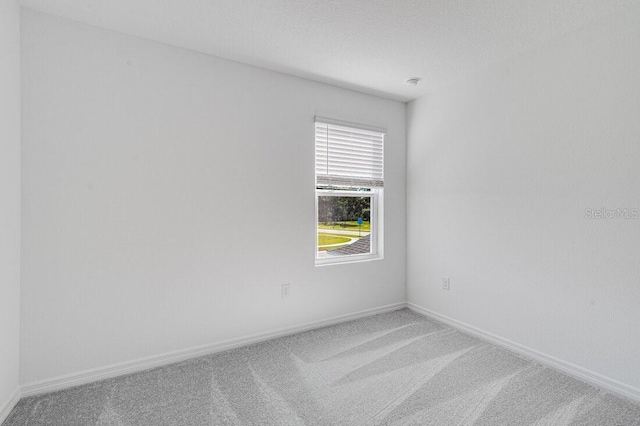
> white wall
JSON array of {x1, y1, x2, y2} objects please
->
[
  {"x1": 20, "y1": 10, "x2": 406, "y2": 384},
  {"x1": 0, "y1": 0, "x2": 22, "y2": 413},
  {"x1": 407, "y1": 5, "x2": 640, "y2": 389}
]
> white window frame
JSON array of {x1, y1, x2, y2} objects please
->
[
  {"x1": 315, "y1": 189, "x2": 383, "y2": 266},
  {"x1": 314, "y1": 117, "x2": 385, "y2": 266}
]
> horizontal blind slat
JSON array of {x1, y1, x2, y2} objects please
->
[
  {"x1": 316, "y1": 134, "x2": 384, "y2": 147},
  {"x1": 317, "y1": 176, "x2": 384, "y2": 188},
  {"x1": 315, "y1": 123, "x2": 383, "y2": 138}
]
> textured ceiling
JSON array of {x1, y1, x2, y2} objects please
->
[{"x1": 19, "y1": 0, "x2": 637, "y2": 101}]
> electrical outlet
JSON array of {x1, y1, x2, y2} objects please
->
[
  {"x1": 281, "y1": 283, "x2": 290, "y2": 298},
  {"x1": 442, "y1": 277, "x2": 450, "y2": 290}
]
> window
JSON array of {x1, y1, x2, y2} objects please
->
[{"x1": 315, "y1": 118, "x2": 384, "y2": 265}]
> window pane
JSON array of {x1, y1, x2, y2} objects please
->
[{"x1": 317, "y1": 196, "x2": 372, "y2": 258}]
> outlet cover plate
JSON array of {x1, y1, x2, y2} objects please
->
[{"x1": 442, "y1": 278, "x2": 450, "y2": 290}]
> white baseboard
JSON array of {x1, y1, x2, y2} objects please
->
[
  {"x1": 0, "y1": 387, "x2": 20, "y2": 424},
  {"x1": 21, "y1": 302, "x2": 407, "y2": 398},
  {"x1": 407, "y1": 302, "x2": 640, "y2": 403}
]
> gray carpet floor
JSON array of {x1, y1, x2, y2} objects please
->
[{"x1": 4, "y1": 309, "x2": 640, "y2": 425}]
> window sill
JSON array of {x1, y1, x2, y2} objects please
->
[{"x1": 315, "y1": 253, "x2": 383, "y2": 267}]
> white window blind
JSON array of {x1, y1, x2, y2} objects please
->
[{"x1": 315, "y1": 121, "x2": 385, "y2": 188}]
